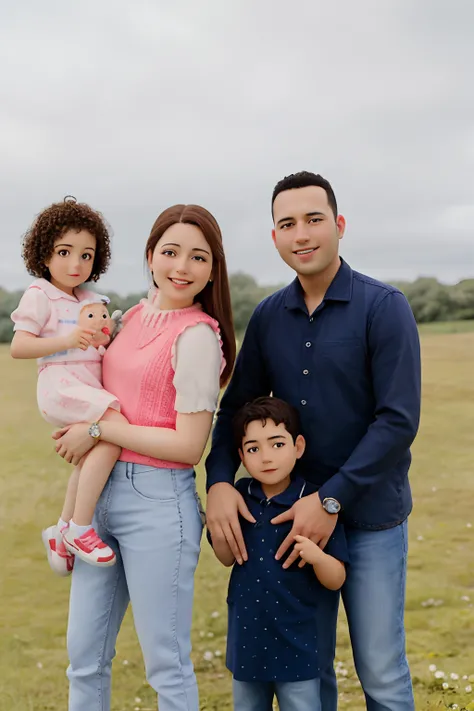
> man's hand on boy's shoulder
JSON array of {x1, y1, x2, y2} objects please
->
[
  {"x1": 271, "y1": 492, "x2": 338, "y2": 569},
  {"x1": 206, "y1": 481, "x2": 256, "y2": 565}
]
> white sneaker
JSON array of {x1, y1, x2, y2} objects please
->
[
  {"x1": 63, "y1": 527, "x2": 116, "y2": 567},
  {"x1": 42, "y1": 525, "x2": 75, "y2": 577}
]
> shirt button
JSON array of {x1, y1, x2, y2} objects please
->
[
  {"x1": 305, "y1": 341, "x2": 311, "y2": 348},
  {"x1": 301, "y1": 399, "x2": 307, "y2": 406},
  {"x1": 309, "y1": 317, "x2": 313, "y2": 322},
  {"x1": 303, "y1": 369, "x2": 309, "y2": 375}
]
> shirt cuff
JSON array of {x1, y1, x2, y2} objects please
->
[{"x1": 318, "y1": 471, "x2": 359, "y2": 511}]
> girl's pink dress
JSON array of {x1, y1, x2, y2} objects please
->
[{"x1": 11, "y1": 279, "x2": 120, "y2": 427}]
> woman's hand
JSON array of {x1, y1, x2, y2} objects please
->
[{"x1": 52, "y1": 423, "x2": 96, "y2": 465}]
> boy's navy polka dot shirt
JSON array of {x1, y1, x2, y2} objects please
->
[{"x1": 221, "y1": 475, "x2": 349, "y2": 683}]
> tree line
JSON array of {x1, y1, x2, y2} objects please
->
[{"x1": 0, "y1": 273, "x2": 473, "y2": 343}]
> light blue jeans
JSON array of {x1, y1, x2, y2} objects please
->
[
  {"x1": 66, "y1": 462, "x2": 203, "y2": 711},
  {"x1": 321, "y1": 521, "x2": 414, "y2": 711},
  {"x1": 233, "y1": 678, "x2": 321, "y2": 711}
]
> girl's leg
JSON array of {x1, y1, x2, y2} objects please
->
[
  {"x1": 60, "y1": 464, "x2": 82, "y2": 522},
  {"x1": 119, "y1": 465, "x2": 202, "y2": 711},
  {"x1": 72, "y1": 409, "x2": 126, "y2": 525}
]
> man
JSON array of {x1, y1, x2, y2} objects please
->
[{"x1": 206, "y1": 171, "x2": 421, "y2": 711}]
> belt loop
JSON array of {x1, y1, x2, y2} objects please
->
[{"x1": 126, "y1": 462, "x2": 132, "y2": 479}]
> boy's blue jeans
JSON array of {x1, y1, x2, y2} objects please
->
[
  {"x1": 233, "y1": 678, "x2": 321, "y2": 711},
  {"x1": 66, "y1": 462, "x2": 203, "y2": 711},
  {"x1": 321, "y1": 521, "x2": 414, "y2": 711}
]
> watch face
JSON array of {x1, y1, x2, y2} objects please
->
[
  {"x1": 89, "y1": 423, "x2": 100, "y2": 438},
  {"x1": 324, "y1": 498, "x2": 341, "y2": 514}
]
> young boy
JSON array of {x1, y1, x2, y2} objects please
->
[{"x1": 208, "y1": 396, "x2": 349, "y2": 711}]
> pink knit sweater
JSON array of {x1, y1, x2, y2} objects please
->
[{"x1": 102, "y1": 296, "x2": 222, "y2": 469}]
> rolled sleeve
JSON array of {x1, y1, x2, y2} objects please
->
[{"x1": 11, "y1": 287, "x2": 51, "y2": 335}]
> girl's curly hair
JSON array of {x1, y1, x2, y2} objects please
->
[{"x1": 22, "y1": 197, "x2": 112, "y2": 282}]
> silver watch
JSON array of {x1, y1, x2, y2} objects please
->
[
  {"x1": 322, "y1": 497, "x2": 341, "y2": 514},
  {"x1": 88, "y1": 421, "x2": 101, "y2": 441}
]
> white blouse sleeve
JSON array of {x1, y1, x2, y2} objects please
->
[{"x1": 173, "y1": 323, "x2": 222, "y2": 413}]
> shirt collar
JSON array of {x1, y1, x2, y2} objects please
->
[
  {"x1": 247, "y1": 474, "x2": 309, "y2": 508},
  {"x1": 32, "y1": 278, "x2": 105, "y2": 304},
  {"x1": 284, "y1": 258, "x2": 353, "y2": 312}
]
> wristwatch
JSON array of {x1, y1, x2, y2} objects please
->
[
  {"x1": 322, "y1": 497, "x2": 341, "y2": 514},
  {"x1": 88, "y1": 421, "x2": 101, "y2": 442}
]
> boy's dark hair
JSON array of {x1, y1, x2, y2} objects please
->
[
  {"x1": 233, "y1": 397, "x2": 301, "y2": 447},
  {"x1": 271, "y1": 171, "x2": 338, "y2": 219},
  {"x1": 22, "y1": 197, "x2": 112, "y2": 282}
]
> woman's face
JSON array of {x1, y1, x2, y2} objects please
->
[{"x1": 148, "y1": 222, "x2": 214, "y2": 310}]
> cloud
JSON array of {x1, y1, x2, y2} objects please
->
[{"x1": 0, "y1": 0, "x2": 472, "y2": 294}]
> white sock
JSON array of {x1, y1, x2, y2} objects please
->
[
  {"x1": 58, "y1": 517, "x2": 69, "y2": 531},
  {"x1": 69, "y1": 521, "x2": 92, "y2": 537}
]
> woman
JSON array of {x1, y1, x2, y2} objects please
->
[{"x1": 53, "y1": 204, "x2": 235, "y2": 711}]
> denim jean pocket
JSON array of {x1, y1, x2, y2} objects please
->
[{"x1": 130, "y1": 467, "x2": 177, "y2": 502}]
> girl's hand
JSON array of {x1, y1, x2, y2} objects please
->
[
  {"x1": 293, "y1": 535, "x2": 324, "y2": 567},
  {"x1": 52, "y1": 423, "x2": 96, "y2": 465},
  {"x1": 65, "y1": 327, "x2": 96, "y2": 351}
]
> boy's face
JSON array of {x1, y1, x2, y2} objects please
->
[{"x1": 239, "y1": 418, "x2": 305, "y2": 488}]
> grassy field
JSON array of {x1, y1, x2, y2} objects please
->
[{"x1": 0, "y1": 331, "x2": 473, "y2": 711}]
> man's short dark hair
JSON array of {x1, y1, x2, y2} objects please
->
[
  {"x1": 271, "y1": 171, "x2": 338, "y2": 219},
  {"x1": 233, "y1": 397, "x2": 301, "y2": 447}
]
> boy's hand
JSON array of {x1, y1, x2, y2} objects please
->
[
  {"x1": 293, "y1": 535, "x2": 323, "y2": 566},
  {"x1": 65, "y1": 327, "x2": 96, "y2": 351},
  {"x1": 271, "y1": 492, "x2": 337, "y2": 568}
]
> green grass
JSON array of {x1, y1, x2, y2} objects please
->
[
  {"x1": 1, "y1": 332, "x2": 474, "y2": 711},
  {"x1": 418, "y1": 319, "x2": 474, "y2": 334}
]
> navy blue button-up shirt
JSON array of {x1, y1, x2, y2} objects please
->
[
  {"x1": 219, "y1": 476, "x2": 348, "y2": 683},
  {"x1": 206, "y1": 260, "x2": 421, "y2": 529}
]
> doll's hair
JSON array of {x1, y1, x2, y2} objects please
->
[{"x1": 22, "y1": 196, "x2": 111, "y2": 282}]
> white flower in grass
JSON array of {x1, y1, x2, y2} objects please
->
[
  {"x1": 122, "y1": 659, "x2": 129, "y2": 666},
  {"x1": 467, "y1": 523, "x2": 472, "y2": 528},
  {"x1": 442, "y1": 682, "x2": 449, "y2": 690},
  {"x1": 451, "y1": 673, "x2": 459, "y2": 680},
  {"x1": 214, "y1": 650, "x2": 222, "y2": 657},
  {"x1": 466, "y1": 685, "x2": 472, "y2": 693},
  {"x1": 461, "y1": 596, "x2": 470, "y2": 602},
  {"x1": 452, "y1": 705, "x2": 459, "y2": 709},
  {"x1": 417, "y1": 535, "x2": 424, "y2": 541},
  {"x1": 36, "y1": 662, "x2": 43, "y2": 669},
  {"x1": 210, "y1": 611, "x2": 220, "y2": 618},
  {"x1": 429, "y1": 664, "x2": 437, "y2": 672},
  {"x1": 435, "y1": 670, "x2": 445, "y2": 679},
  {"x1": 134, "y1": 698, "x2": 142, "y2": 704},
  {"x1": 203, "y1": 650, "x2": 214, "y2": 661}
]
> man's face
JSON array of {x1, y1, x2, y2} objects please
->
[{"x1": 272, "y1": 186, "x2": 345, "y2": 278}]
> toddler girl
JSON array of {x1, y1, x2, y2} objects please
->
[{"x1": 11, "y1": 197, "x2": 126, "y2": 575}]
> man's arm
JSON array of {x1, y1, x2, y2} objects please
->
[
  {"x1": 318, "y1": 291, "x2": 421, "y2": 509},
  {"x1": 205, "y1": 308, "x2": 271, "y2": 563},
  {"x1": 205, "y1": 306, "x2": 272, "y2": 490}
]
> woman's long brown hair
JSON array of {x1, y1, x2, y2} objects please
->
[{"x1": 145, "y1": 204, "x2": 236, "y2": 386}]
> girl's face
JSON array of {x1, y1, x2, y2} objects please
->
[
  {"x1": 45, "y1": 229, "x2": 96, "y2": 295},
  {"x1": 147, "y1": 223, "x2": 213, "y2": 310}
]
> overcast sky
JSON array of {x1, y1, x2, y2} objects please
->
[{"x1": 1, "y1": 0, "x2": 472, "y2": 295}]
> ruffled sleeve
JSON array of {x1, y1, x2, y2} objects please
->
[
  {"x1": 173, "y1": 323, "x2": 223, "y2": 413},
  {"x1": 11, "y1": 287, "x2": 51, "y2": 335}
]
